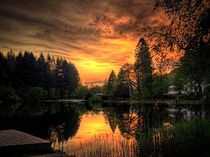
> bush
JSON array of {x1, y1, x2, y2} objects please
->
[
  {"x1": 152, "y1": 74, "x2": 171, "y2": 97},
  {"x1": 28, "y1": 87, "x2": 47, "y2": 101},
  {"x1": 48, "y1": 88, "x2": 57, "y2": 99},
  {"x1": 89, "y1": 94, "x2": 102, "y2": 103},
  {"x1": 0, "y1": 87, "x2": 21, "y2": 117},
  {"x1": 73, "y1": 86, "x2": 89, "y2": 99}
]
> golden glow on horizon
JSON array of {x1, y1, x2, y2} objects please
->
[
  {"x1": 0, "y1": 0, "x2": 183, "y2": 83},
  {"x1": 74, "y1": 37, "x2": 138, "y2": 83},
  {"x1": 72, "y1": 36, "x2": 181, "y2": 83},
  {"x1": 75, "y1": 59, "x2": 120, "y2": 83}
]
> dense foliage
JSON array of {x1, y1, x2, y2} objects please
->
[
  {"x1": 0, "y1": 50, "x2": 80, "y2": 91},
  {"x1": 0, "y1": 50, "x2": 80, "y2": 116},
  {"x1": 105, "y1": 70, "x2": 118, "y2": 98},
  {"x1": 103, "y1": 0, "x2": 209, "y2": 100},
  {"x1": 134, "y1": 38, "x2": 153, "y2": 98},
  {"x1": 105, "y1": 38, "x2": 170, "y2": 100},
  {"x1": 147, "y1": 0, "x2": 210, "y2": 97}
]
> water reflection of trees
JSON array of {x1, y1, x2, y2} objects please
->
[
  {"x1": 103, "y1": 103, "x2": 171, "y2": 156},
  {"x1": 103, "y1": 102, "x2": 210, "y2": 156},
  {"x1": 104, "y1": 103, "x2": 169, "y2": 140},
  {"x1": 50, "y1": 106, "x2": 81, "y2": 145}
]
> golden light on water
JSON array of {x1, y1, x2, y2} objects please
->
[
  {"x1": 52, "y1": 111, "x2": 136, "y2": 156},
  {"x1": 74, "y1": 111, "x2": 112, "y2": 138}
]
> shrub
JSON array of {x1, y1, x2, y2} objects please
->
[
  {"x1": 48, "y1": 88, "x2": 57, "y2": 99},
  {"x1": 89, "y1": 94, "x2": 102, "y2": 103},
  {"x1": 73, "y1": 86, "x2": 89, "y2": 99},
  {"x1": 28, "y1": 87, "x2": 47, "y2": 101}
]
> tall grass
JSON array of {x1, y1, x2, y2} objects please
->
[
  {"x1": 139, "y1": 119, "x2": 210, "y2": 157},
  {"x1": 53, "y1": 134, "x2": 138, "y2": 157},
  {"x1": 52, "y1": 119, "x2": 210, "y2": 157}
]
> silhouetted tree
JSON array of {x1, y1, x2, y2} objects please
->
[
  {"x1": 146, "y1": 0, "x2": 210, "y2": 95},
  {"x1": 114, "y1": 64, "x2": 134, "y2": 98},
  {"x1": 46, "y1": 54, "x2": 56, "y2": 89},
  {"x1": 0, "y1": 52, "x2": 7, "y2": 87},
  {"x1": 55, "y1": 57, "x2": 64, "y2": 89},
  {"x1": 175, "y1": 41, "x2": 210, "y2": 95},
  {"x1": 152, "y1": 0, "x2": 209, "y2": 51},
  {"x1": 62, "y1": 60, "x2": 80, "y2": 95},
  {"x1": 118, "y1": 64, "x2": 136, "y2": 97},
  {"x1": 37, "y1": 53, "x2": 48, "y2": 87},
  {"x1": 15, "y1": 52, "x2": 24, "y2": 87},
  {"x1": 134, "y1": 38, "x2": 153, "y2": 98},
  {"x1": 22, "y1": 51, "x2": 37, "y2": 87},
  {"x1": 0, "y1": 51, "x2": 80, "y2": 99},
  {"x1": 106, "y1": 70, "x2": 117, "y2": 96},
  {"x1": 6, "y1": 50, "x2": 15, "y2": 86}
]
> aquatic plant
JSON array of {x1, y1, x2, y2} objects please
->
[
  {"x1": 54, "y1": 134, "x2": 138, "y2": 157},
  {"x1": 139, "y1": 118, "x2": 210, "y2": 157}
]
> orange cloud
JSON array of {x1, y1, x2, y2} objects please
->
[
  {"x1": 70, "y1": 36, "x2": 138, "y2": 83},
  {"x1": 0, "y1": 0, "x2": 182, "y2": 84}
]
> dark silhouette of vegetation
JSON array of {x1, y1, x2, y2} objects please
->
[
  {"x1": 102, "y1": 0, "x2": 209, "y2": 101},
  {"x1": 114, "y1": 64, "x2": 135, "y2": 99},
  {"x1": 0, "y1": 50, "x2": 80, "y2": 117},
  {"x1": 134, "y1": 38, "x2": 153, "y2": 98},
  {"x1": 50, "y1": 108, "x2": 81, "y2": 144},
  {"x1": 72, "y1": 85, "x2": 89, "y2": 99},
  {"x1": 139, "y1": 118, "x2": 210, "y2": 157},
  {"x1": 105, "y1": 70, "x2": 117, "y2": 98},
  {"x1": 152, "y1": 74, "x2": 171, "y2": 98},
  {"x1": 152, "y1": 0, "x2": 209, "y2": 51},
  {"x1": 145, "y1": 0, "x2": 210, "y2": 97},
  {"x1": 173, "y1": 42, "x2": 210, "y2": 97},
  {"x1": 103, "y1": 103, "x2": 210, "y2": 157},
  {"x1": 0, "y1": 50, "x2": 79, "y2": 92}
]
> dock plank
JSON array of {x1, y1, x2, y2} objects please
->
[
  {"x1": 0, "y1": 129, "x2": 51, "y2": 154},
  {"x1": 0, "y1": 130, "x2": 49, "y2": 146}
]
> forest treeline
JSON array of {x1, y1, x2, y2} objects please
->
[
  {"x1": 103, "y1": 38, "x2": 172, "y2": 100},
  {"x1": 0, "y1": 0, "x2": 209, "y2": 117},
  {"x1": 0, "y1": 50, "x2": 80, "y2": 116},
  {"x1": 0, "y1": 50, "x2": 79, "y2": 90},
  {"x1": 102, "y1": 0, "x2": 210, "y2": 101},
  {"x1": 103, "y1": 36, "x2": 210, "y2": 100}
]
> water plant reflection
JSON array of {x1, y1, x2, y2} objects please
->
[
  {"x1": 49, "y1": 102, "x2": 209, "y2": 156},
  {"x1": 52, "y1": 111, "x2": 137, "y2": 156}
]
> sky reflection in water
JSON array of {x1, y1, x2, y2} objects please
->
[{"x1": 52, "y1": 110, "x2": 136, "y2": 156}]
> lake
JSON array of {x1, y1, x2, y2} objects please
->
[{"x1": 0, "y1": 101, "x2": 209, "y2": 156}]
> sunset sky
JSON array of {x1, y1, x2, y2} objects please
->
[{"x1": 0, "y1": 0, "x2": 172, "y2": 83}]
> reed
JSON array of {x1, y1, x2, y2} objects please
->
[
  {"x1": 54, "y1": 134, "x2": 138, "y2": 157},
  {"x1": 139, "y1": 118, "x2": 210, "y2": 157}
]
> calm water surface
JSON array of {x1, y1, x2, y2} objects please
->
[
  {"x1": 52, "y1": 111, "x2": 136, "y2": 156},
  {"x1": 1, "y1": 102, "x2": 209, "y2": 156}
]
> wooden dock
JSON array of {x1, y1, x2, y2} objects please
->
[{"x1": 0, "y1": 129, "x2": 51, "y2": 154}]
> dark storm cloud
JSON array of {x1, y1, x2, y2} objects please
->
[
  {"x1": 0, "y1": 0, "x2": 168, "y2": 70},
  {"x1": 0, "y1": 0, "x2": 158, "y2": 52},
  {"x1": 91, "y1": 0, "x2": 156, "y2": 37},
  {"x1": 0, "y1": 0, "x2": 100, "y2": 53},
  {"x1": 1, "y1": 0, "x2": 171, "y2": 82}
]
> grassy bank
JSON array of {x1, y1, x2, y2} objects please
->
[{"x1": 139, "y1": 118, "x2": 210, "y2": 157}]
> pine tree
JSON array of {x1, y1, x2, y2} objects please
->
[
  {"x1": 37, "y1": 53, "x2": 48, "y2": 87},
  {"x1": 107, "y1": 70, "x2": 117, "y2": 96},
  {"x1": 134, "y1": 38, "x2": 153, "y2": 98}
]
